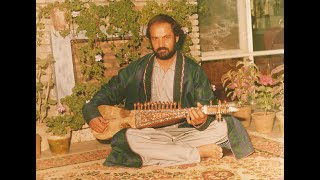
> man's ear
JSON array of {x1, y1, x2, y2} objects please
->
[{"x1": 175, "y1": 36, "x2": 179, "y2": 43}]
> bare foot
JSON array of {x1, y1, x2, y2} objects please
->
[{"x1": 197, "y1": 144, "x2": 223, "y2": 159}]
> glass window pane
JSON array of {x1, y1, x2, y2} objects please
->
[
  {"x1": 199, "y1": 0, "x2": 240, "y2": 52},
  {"x1": 254, "y1": 54, "x2": 284, "y2": 75},
  {"x1": 251, "y1": 0, "x2": 284, "y2": 51}
]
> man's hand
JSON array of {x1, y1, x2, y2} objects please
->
[
  {"x1": 186, "y1": 102, "x2": 208, "y2": 126},
  {"x1": 89, "y1": 116, "x2": 109, "y2": 133}
]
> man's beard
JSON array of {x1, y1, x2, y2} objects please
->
[{"x1": 154, "y1": 46, "x2": 177, "y2": 60}]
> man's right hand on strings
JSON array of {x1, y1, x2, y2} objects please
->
[{"x1": 89, "y1": 116, "x2": 109, "y2": 133}]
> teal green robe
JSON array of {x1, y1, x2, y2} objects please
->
[{"x1": 82, "y1": 52, "x2": 254, "y2": 167}]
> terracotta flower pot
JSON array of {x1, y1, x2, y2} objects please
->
[
  {"x1": 47, "y1": 131, "x2": 71, "y2": 156},
  {"x1": 36, "y1": 134, "x2": 41, "y2": 159},
  {"x1": 252, "y1": 111, "x2": 275, "y2": 133},
  {"x1": 276, "y1": 111, "x2": 284, "y2": 137},
  {"x1": 232, "y1": 105, "x2": 252, "y2": 128},
  {"x1": 36, "y1": 123, "x2": 49, "y2": 152}
]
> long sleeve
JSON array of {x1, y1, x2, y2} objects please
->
[{"x1": 82, "y1": 64, "x2": 135, "y2": 124}]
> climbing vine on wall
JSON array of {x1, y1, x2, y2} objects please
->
[
  {"x1": 37, "y1": 0, "x2": 197, "y2": 81},
  {"x1": 36, "y1": 54, "x2": 57, "y2": 124}
]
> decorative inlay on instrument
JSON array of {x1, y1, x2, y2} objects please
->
[
  {"x1": 91, "y1": 100, "x2": 238, "y2": 140},
  {"x1": 134, "y1": 100, "x2": 237, "y2": 128}
]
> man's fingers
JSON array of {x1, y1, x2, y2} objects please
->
[
  {"x1": 189, "y1": 109, "x2": 203, "y2": 125},
  {"x1": 188, "y1": 104, "x2": 208, "y2": 126},
  {"x1": 96, "y1": 122, "x2": 107, "y2": 132},
  {"x1": 90, "y1": 124, "x2": 101, "y2": 133},
  {"x1": 93, "y1": 123, "x2": 104, "y2": 133},
  {"x1": 191, "y1": 109, "x2": 206, "y2": 121},
  {"x1": 189, "y1": 106, "x2": 207, "y2": 125},
  {"x1": 190, "y1": 109, "x2": 200, "y2": 120},
  {"x1": 189, "y1": 110, "x2": 196, "y2": 125},
  {"x1": 94, "y1": 126, "x2": 103, "y2": 133},
  {"x1": 198, "y1": 110, "x2": 206, "y2": 119},
  {"x1": 186, "y1": 113, "x2": 193, "y2": 125},
  {"x1": 196, "y1": 102, "x2": 206, "y2": 119},
  {"x1": 96, "y1": 117, "x2": 109, "y2": 132},
  {"x1": 89, "y1": 117, "x2": 108, "y2": 133},
  {"x1": 197, "y1": 102, "x2": 203, "y2": 108}
]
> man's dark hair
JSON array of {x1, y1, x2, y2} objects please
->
[{"x1": 146, "y1": 14, "x2": 186, "y2": 49}]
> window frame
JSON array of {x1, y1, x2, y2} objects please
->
[{"x1": 199, "y1": 0, "x2": 284, "y2": 63}]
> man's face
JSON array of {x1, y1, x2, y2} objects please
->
[{"x1": 149, "y1": 22, "x2": 179, "y2": 60}]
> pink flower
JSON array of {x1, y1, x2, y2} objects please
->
[
  {"x1": 241, "y1": 82, "x2": 249, "y2": 87},
  {"x1": 229, "y1": 83, "x2": 238, "y2": 89},
  {"x1": 260, "y1": 75, "x2": 273, "y2": 86},
  {"x1": 57, "y1": 105, "x2": 66, "y2": 114},
  {"x1": 241, "y1": 66, "x2": 248, "y2": 71}
]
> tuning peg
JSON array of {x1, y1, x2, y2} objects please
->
[
  {"x1": 165, "y1": 101, "x2": 169, "y2": 109},
  {"x1": 178, "y1": 102, "x2": 181, "y2": 109},
  {"x1": 173, "y1": 102, "x2": 177, "y2": 109},
  {"x1": 216, "y1": 113, "x2": 222, "y2": 121},
  {"x1": 134, "y1": 103, "x2": 136, "y2": 110},
  {"x1": 210, "y1": 100, "x2": 212, "y2": 107}
]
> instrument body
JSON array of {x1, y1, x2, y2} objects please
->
[{"x1": 92, "y1": 101, "x2": 238, "y2": 140}]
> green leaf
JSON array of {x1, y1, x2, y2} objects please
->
[
  {"x1": 37, "y1": 59, "x2": 49, "y2": 69},
  {"x1": 36, "y1": 110, "x2": 40, "y2": 120},
  {"x1": 47, "y1": 99, "x2": 57, "y2": 105}
]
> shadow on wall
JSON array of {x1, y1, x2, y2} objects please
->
[{"x1": 201, "y1": 58, "x2": 243, "y2": 102}]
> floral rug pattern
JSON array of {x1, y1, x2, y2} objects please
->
[
  {"x1": 36, "y1": 134, "x2": 284, "y2": 179},
  {"x1": 36, "y1": 149, "x2": 111, "y2": 170}
]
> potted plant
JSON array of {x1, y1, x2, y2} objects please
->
[
  {"x1": 59, "y1": 80, "x2": 110, "y2": 129},
  {"x1": 36, "y1": 54, "x2": 57, "y2": 156},
  {"x1": 36, "y1": 134, "x2": 41, "y2": 159},
  {"x1": 221, "y1": 58, "x2": 259, "y2": 127},
  {"x1": 272, "y1": 64, "x2": 284, "y2": 136},
  {"x1": 45, "y1": 105, "x2": 75, "y2": 155},
  {"x1": 251, "y1": 64, "x2": 284, "y2": 133},
  {"x1": 46, "y1": 80, "x2": 105, "y2": 156}
]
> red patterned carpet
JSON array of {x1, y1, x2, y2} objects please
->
[{"x1": 36, "y1": 134, "x2": 284, "y2": 179}]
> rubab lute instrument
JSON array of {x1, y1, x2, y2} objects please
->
[{"x1": 92, "y1": 100, "x2": 238, "y2": 140}]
